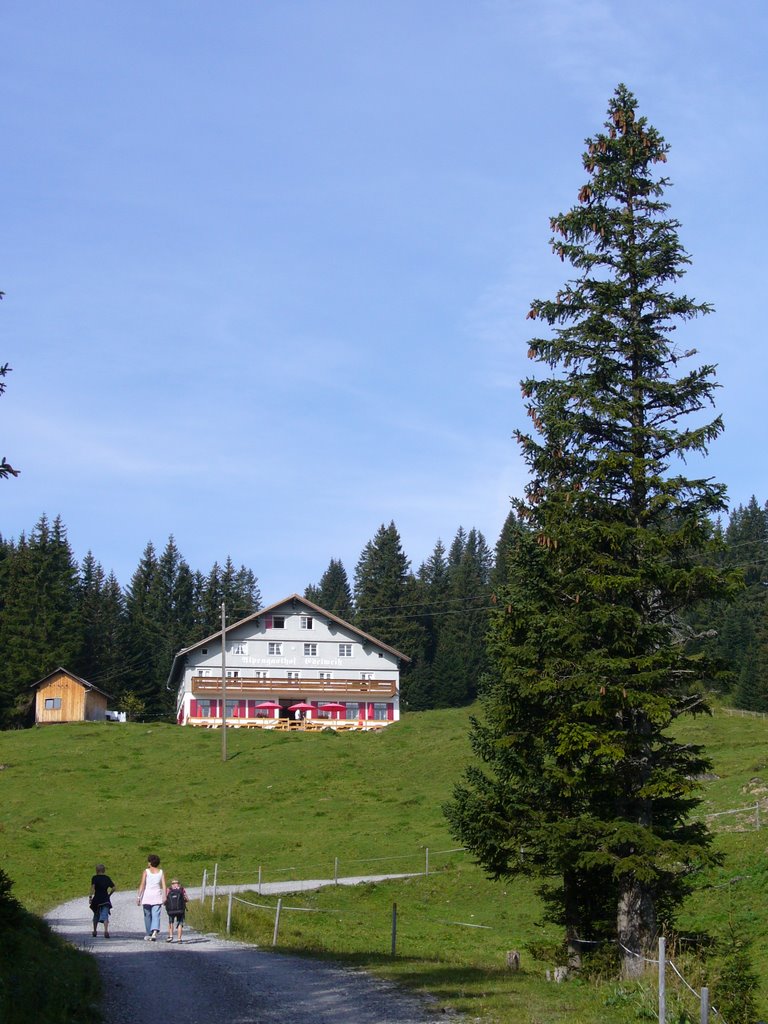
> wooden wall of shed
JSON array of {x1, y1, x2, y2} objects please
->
[
  {"x1": 84, "y1": 690, "x2": 108, "y2": 722},
  {"x1": 35, "y1": 671, "x2": 106, "y2": 723}
]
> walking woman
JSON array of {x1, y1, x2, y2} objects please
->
[{"x1": 136, "y1": 853, "x2": 166, "y2": 941}]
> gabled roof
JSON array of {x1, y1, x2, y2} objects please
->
[
  {"x1": 30, "y1": 666, "x2": 113, "y2": 700},
  {"x1": 166, "y1": 593, "x2": 410, "y2": 689}
]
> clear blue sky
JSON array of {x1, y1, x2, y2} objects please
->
[{"x1": 2, "y1": 1, "x2": 766, "y2": 599}]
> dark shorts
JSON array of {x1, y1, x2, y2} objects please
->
[{"x1": 169, "y1": 913, "x2": 185, "y2": 925}]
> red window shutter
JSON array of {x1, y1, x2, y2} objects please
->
[
  {"x1": 190, "y1": 700, "x2": 198, "y2": 718},
  {"x1": 387, "y1": 704, "x2": 394, "y2": 721}
]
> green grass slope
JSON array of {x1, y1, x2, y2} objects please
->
[{"x1": 1, "y1": 704, "x2": 767, "y2": 1023}]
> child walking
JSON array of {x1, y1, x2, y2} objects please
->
[
  {"x1": 89, "y1": 864, "x2": 115, "y2": 938},
  {"x1": 165, "y1": 878, "x2": 189, "y2": 943}
]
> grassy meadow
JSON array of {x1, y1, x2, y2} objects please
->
[{"x1": 1, "y1": 704, "x2": 767, "y2": 1023}]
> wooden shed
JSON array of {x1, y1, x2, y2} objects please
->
[{"x1": 31, "y1": 668, "x2": 112, "y2": 725}]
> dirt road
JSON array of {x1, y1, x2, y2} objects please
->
[{"x1": 47, "y1": 879, "x2": 452, "y2": 1024}]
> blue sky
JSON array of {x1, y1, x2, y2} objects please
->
[{"x1": 2, "y1": 1, "x2": 766, "y2": 599}]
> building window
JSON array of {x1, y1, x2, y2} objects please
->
[
  {"x1": 273, "y1": 615, "x2": 285, "y2": 629},
  {"x1": 373, "y1": 703, "x2": 388, "y2": 721},
  {"x1": 201, "y1": 648, "x2": 208, "y2": 655},
  {"x1": 198, "y1": 669, "x2": 211, "y2": 677},
  {"x1": 304, "y1": 643, "x2": 317, "y2": 656},
  {"x1": 301, "y1": 615, "x2": 313, "y2": 630},
  {"x1": 319, "y1": 671, "x2": 333, "y2": 680},
  {"x1": 44, "y1": 697, "x2": 62, "y2": 710},
  {"x1": 226, "y1": 670, "x2": 239, "y2": 678},
  {"x1": 197, "y1": 700, "x2": 212, "y2": 718},
  {"x1": 287, "y1": 671, "x2": 300, "y2": 681},
  {"x1": 339, "y1": 643, "x2": 352, "y2": 657},
  {"x1": 268, "y1": 642, "x2": 282, "y2": 656},
  {"x1": 231, "y1": 641, "x2": 247, "y2": 656},
  {"x1": 225, "y1": 700, "x2": 240, "y2": 717},
  {"x1": 345, "y1": 702, "x2": 359, "y2": 719},
  {"x1": 360, "y1": 672, "x2": 373, "y2": 680}
]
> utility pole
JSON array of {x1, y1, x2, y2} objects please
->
[{"x1": 221, "y1": 601, "x2": 227, "y2": 762}]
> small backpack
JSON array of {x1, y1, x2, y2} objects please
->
[{"x1": 166, "y1": 887, "x2": 186, "y2": 915}]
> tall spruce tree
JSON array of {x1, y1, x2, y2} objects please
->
[
  {"x1": 0, "y1": 516, "x2": 81, "y2": 724},
  {"x1": 305, "y1": 558, "x2": 354, "y2": 620},
  {"x1": 354, "y1": 522, "x2": 426, "y2": 697},
  {"x1": 123, "y1": 541, "x2": 167, "y2": 716},
  {"x1": 722, "y1": 498, "x2": 768, "y2": 699},
  {"x1": 432, "y1": 528, "x2": 493, "y2": 706},
  {"x1": 446, "y1": 86, "x2": 735, "y2": 975}
]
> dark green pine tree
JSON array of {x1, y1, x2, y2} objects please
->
[
  {"x1": 76, "y1": 555, "x2": 129, "y2": 700},
  {"x1": 719, "y1": 498, "x2": 768, "y2": 698},
  {"x1": 0, "y1": 516, "x2": 81, "y2": 724},
  {"x1": 220, "y1": 556, "x2": 261, "y2": 623},
  {"x1": 199, "y1": 562, "x2": 223, "y2": 635},
  {"x1": 305, "y1": 558, "x2": 354, "y2": 620},
  {"x1": 491, "y1": 510, "x2": 530, "y2": 592},
  {"x1": 354, "y1": 522, "x2": 426, "y2": 700},
  {"x1": 123, "y1": 541, "x2": 167, "y2": 716},
  {"x1": 407, "y1": 539, "x2": 452, "y2": 709},
  {"x1": 432, "y1": 528, "x2": 493, "y2": 707},
  {"x1": 77, "y1": 551, "x2": 109, "y2": 682},
  {"x1": 95, "y1": 571, "x2": 128, "y2": 698},
  {"x1": 446, "y1": 85, "x2": 737, "y2": 976}
]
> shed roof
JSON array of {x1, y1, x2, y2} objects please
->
[{"x1": 29, "y1": 666, "x2": 113, "y2": 700}]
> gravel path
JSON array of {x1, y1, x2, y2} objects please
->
[{"x1": 47, "y1": 877, "x2": 454, "y2": 1024}]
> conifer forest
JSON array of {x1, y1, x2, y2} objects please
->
[{"x1": 0, "y1": 498, "x2": 764, "y2": 730}]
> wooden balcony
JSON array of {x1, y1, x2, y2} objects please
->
[{"x1": 191, "y1": 675, "x2": 397, "y2": 698}]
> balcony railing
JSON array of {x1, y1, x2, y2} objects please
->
[{"x1": 190, "y1": 675, "x2": 397, "y2": 698}]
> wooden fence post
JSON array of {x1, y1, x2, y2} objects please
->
[
  {"x1": 211, "y1": 863, "x2": 218, "y2": 909},
  {"x1": 272, "y1": 898, "x2": 282, "y2": 947},
  {"x1": 391, "y1": 902, "x2": 397, "y2": 957},
  {"x1": 700, "y1": 986, "x2": 709, "y2": 1024},
  {"x1": 334, "y1": 857, "x2": 339, "y2": 885},
  {"x1": 425, "y1": 848, "x2": 429, "y2": 876},
  {"x1": 658, "y1": 936, "x2": 666, "y2": 1024},
  {"x1": 258, "y1": 865, "x2": 262, "y2": 895},
  {"x1": 226, "y1": 892, "x2": 233, "y2": 935}
]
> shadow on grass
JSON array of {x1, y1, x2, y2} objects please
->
[{"x1": 270, "y1": 945, "x2": 528, "y2": 1004}]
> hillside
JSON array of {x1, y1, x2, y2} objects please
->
[
  {"x1": 0, "y1": 707, "x2": 474, "y2": 910},
  {"x1": 1, "y1": 704, "x2": 767, "y2": 1022}
]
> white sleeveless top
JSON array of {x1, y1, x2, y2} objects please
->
[{"x1": 142, "y1": 868, "x2": 164, "y2": 905}]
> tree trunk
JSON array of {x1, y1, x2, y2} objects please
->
[
  {"x1": 617, "y1": 877, "x2": 656, "y2": 978},
  {"x1": 563, "y1": 871, "x2": 582, "y2": 973}
]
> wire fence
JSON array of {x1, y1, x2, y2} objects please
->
[{"x1": 191, "y1": 839, "x2": 747, "y2": 1024}]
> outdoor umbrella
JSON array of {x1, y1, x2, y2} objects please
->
[
  {"x1": 318, "y1": 702, "x2": 346, "y2": 720},
  {"x1": 288, "y1": 702, "x2": 315, "y2": 712},
  {"x1": 254, "y1": 700, "x2": 282, "y2": 719}
]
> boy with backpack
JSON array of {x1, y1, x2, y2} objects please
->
[{"x1": 165, "y1": 879, "x2": 188, "y2": 943}]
